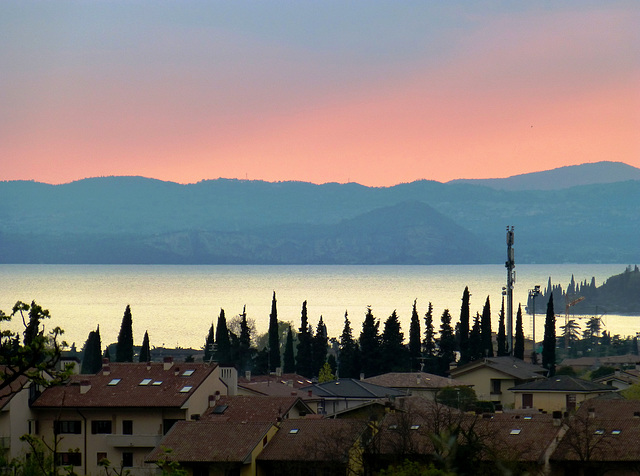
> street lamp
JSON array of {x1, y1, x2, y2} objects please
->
[{"x1": 529, "y1": 285, "x2": 541, "y2": 364}]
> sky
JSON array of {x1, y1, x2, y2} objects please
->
[{"x1": 1, "y1": 1, "x2": 639, "y2": 187}]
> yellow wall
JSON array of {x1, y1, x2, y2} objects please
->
[
  {"x1": 452, "y1": 366, "x2": 518, "y2": 408},
  {"x1": 513, "y1": 391, "x2": 608, "y2": 412}
]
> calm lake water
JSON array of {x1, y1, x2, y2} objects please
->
[{"x1": 0, "y1": 264, "x2": 637, "y2": 350}]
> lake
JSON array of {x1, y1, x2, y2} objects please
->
[{"x1": 0, "y1": 264, "x2": 637, "y2": 350}]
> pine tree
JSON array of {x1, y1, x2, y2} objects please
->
[
  {"x1": 115, "y1": 305, "x2": 134, "y2": 362},
  {"x1": 423, "y1": 302, "x2": 436, "y2": 373},
  {"x1": 468, "y1": 312, "x2": 483, "y2": 362},
  {"x1": 139, "y1": 330, "x2": 151, "y2": 363},
  {"x1": 311, "y1": 316, "x2": 328, "y2": 377},
  {"x1": 339, "y1": 311, "x2": 360, "y2": 379},
  {"x1": 436, "y1": 309, "x2": 456, "y2": 376},
  {"x1": 283, "y1": 326, "x2": 296, "y2": 373},
  {"x1": 542, "y1": 294, "x2": 556, "y2": 376},
  {"x1": 204, "y1": 323, "x2": 215, "y2": 363},
  {"x1": 458, "y1": 287, "x2": 471, "y2": 364},
  {"x1": 514, "y1": 304, "x2": 525, "y2": 360},
  {"x1": 80, "y1": 326, "x2": 102, "y2": 374},
  {"x1": 215, "y1": 309, "x2": 231, "y2": 364},
  {"x1": 409, "y1": 300, "x2": 421, "y2": 371},
  {"x1": 318, "y1": 362, "x2": 335, "y2": 383},
  {"x1": 381, "y1": 310, "x2": 406, "y2": 373},
  {"x1": 497, "y1": 297, "x2": 508, "y2": 357},
  {"x1": 296, "y1": 301, "x2": 314, "y2": 378},
  {"x1": 359, "y1": 306, "x2": 381, "y2": 377},
  {"x1": 268, "y1": 291, "x2": 280, "y2": 373},
  {"x1": 480, "y1": 296, "x2": 494, "y2": 357}
]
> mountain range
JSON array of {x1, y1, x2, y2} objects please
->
[{"x1": 1, "y1": 161, "x2": 638, "y2": 264}]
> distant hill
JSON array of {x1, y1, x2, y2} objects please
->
[
  {"x1": 1, "y1": 163, "x2": 639, "y2": 264},
  {"x1": 448, "y1": 161, "x2": 640, "y2": 191}
]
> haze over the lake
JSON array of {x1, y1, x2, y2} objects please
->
[{"x1": 1, "y1": 1, "x2": 638, "y2": 186}]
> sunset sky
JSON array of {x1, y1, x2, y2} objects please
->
[{"x1": 1, "y1": 1, "x2": 639, "y2": 187}]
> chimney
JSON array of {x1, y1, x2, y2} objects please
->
[
  {"x1": 208, "y1": 395, "x2": 215, "y2": 407},
  {"x1": 634, "y1": 411, "x2": 640, "y2": 419},
  {"x1": 102, "y1": 364, "x2": 111, "y2": 376},
  {"x1": 552, "y1": 411, "x2": 562, "y2": 426},
  {"x1": 588, "y1": 408, "x2": 595, "y2": 419},
  {"x1": 80, "y1": 380, "x2": 91, "y2": 394},
  {"x1": 359, "y1": 373, "x2": 365, "y2": 381},
  {"x1": 163, "y1": 356, "x2": 173, "y2": 370},
  {"x1": 245, "y1": 371, "x2": 251, "y2": 381},
  {"x1": 276, "y1": 367, "x2": 282, "y2": 377},
  {"x1": 174, "y1": 366, "x2": 180, "y2": 376},
  {"x1": 307, "y1": 390, "x2": 312, "y2": 397},
  {"x1": 287, "y1": 380, "x2": 293, "y2": 387},
  {"x1": 146, "y1": 362, "x2": 151, "y2": 370}
]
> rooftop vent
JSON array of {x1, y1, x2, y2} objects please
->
[{"x1": 163, "y1": 356, "x2": 174, "y2": 371}]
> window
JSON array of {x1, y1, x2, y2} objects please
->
[
  {"x1": 179, "y1": 386, "x2": 193, "y2": 393},
  {"x1": 410, "y1": 425, "x2": 420, "y2": 430},
  {"x1": 57, "y1": 452, "x2": 82, "y2": 466},
  {"x1": 139, "y1": 378, "x2": 152, "y2": 386},
  {"x1": 152, "y1": 381, "x2": 163, "y2": 385},
  {"x1": 212, "y1": 405, "x2": 228, "y2": 414},
  {"x1": 491, "y1": 379, "x2": 502, "y2": 395},
  {"x1": 612, "y1": 430, "x2": 621, "y2": 435},
  {"x1": 97, "y1": 452, "x2": 108, "y2": 465},
  {"x1": 163, "y1": 419, "x2": 180, "y2": 435},
  {"x1": 522, "y1": 393, "x2": 533, "y2": 409},
  {"x1": 594, "y1": 429, "x2": 605, "y2": 435},
  {"x1": 182, "y1": 369, "x2": 195, "y2": 376},
  {"x1": 108, "y1": 378, "x2": 121, "y2": 386},
  {"x1": 122, "y1": 420, "x2": 133, "y2": 435},
  {"x1": 54, "y1": 420, "x2": 81, "y2": 434},
  {"x1": 510, "y1": 429, "x2": 521, "y2": 435},
  {"x1": 289, "y1": 429, "x2": 299, "y2": 434},
  {"x1": 193, "y1": 466, "x2": 210, "y2": 476},
  {"x1": 122, "y1": 452, "x2": 133, "y2": 467},
  {"x1": 91, "y1": 420, "x2": 112, "y2": 434}
]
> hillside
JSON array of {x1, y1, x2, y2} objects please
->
[{"x1": 1, "y1": 163, "x2": 639, "y2": 264}]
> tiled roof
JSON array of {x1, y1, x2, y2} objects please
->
[
  {"x1": 0, "y1": 374, "x2": 29, "y2": 410},
  {"x1": 301, "y1": 379, "x2": 404, "y2": 398},
  {"x1": 239, "y1": 381, "x2": 316, "y2": 399},
  {"x1": 509, "y1": 375, "x2": 616, "y2": 393},
  {"x1": 32, "y1": 361, "x2": 217, "y2": 408},
  {"x1": 451, "y1": 357, "x2": 547, "y2": 380},
  {"x1": 364, "y1": 372, "x2": 467, "y2": 390},
  {"x1": 146, "y1": 421, "x2": 272, "y2": 463},
  {"x1": 201, "y1": 395, "x2": 312, "y2": 422},
  {"x1": 257, "y1": 419, "x2": 368, "y2": 463},
  {"x1": 239, "y1": 373, "x2": 313, "y2": 388}
]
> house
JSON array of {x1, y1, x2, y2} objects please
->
[
  {"x1": 30, "y1": 358, "x2": 236, "y2": 476},
  {"x1": 146, "y1": 420, "x2": 276, "y2": 476},
  {"x1": 257, "y1": 418, "x2": 370, "y2": 476},
  {"x1": 592, "y1": 367, "x2": 640, "y2": 390},
  {"x1": 363, "y1": 372, "x2": 470, "y2": 399},
  {"x1": 201, "y1": 395, "x2": 314, "y2": 422},
  {"x1": 509, "y1": 375, "x2": 618, "y2": 412},
  {"x1": 0, "y1": 374, "x2": 34, "y2": 461},
  {"x1": 449, "y1": 357, "x2": 547, "y2": 408},
  {"x1": 301, "y1": 379, "x2": 404, "y2": 416}
]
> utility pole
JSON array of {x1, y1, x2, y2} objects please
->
[{"x1": 505, "y1": 226, "x2": 515, "y2": 355}]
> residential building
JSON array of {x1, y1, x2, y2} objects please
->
[
  {"x1": 0, "y1": 375, "x2": 33, "y2": 461},
  {"x1": 363, "y1": 372, "x2": 470, "y2": 399}
]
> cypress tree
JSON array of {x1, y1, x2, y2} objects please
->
[
  {"x1": 409, "y1": 300, "x2": 421, "y2": 371},
  {"x1": 103, "y1": 346, "x2": 111, "y2": 362},
  {"x1": 115, "y1": 305, "x2": 134, "y2": 362},
  {"x1": 458, "y1": 287, "x2": 471, "y2": 364},
  {"x1": 139, "y1": 330, "x2": 151, "y2": 363},
  {"x1": 283, "y1": 326, "x2": 296, "y2": 373},
  {"x1": 423, "y1": 302, "x2": 436, "y2": 373},
  {"x1": 437, "y1": 309, "x2": 456, "y2": 376},
  {"x1": 238, "y1": 306, "x2": 252, "y2": 373},
  {"x1": 215, "y1": 308, "x2": 231, "y2": 364},
  {"x1": 204, "y1": 323, "x2": 215, "y2": 363},
  {"x1": 359, "y1": 306, "x2": 381, "y2": 378},
  {"x1": 468, "y1": 312, "x2": 483, "y2": 362},
  {"x1": 480, "y1": 296, "x2": 494, "y2": 357},
  {"x1": 296, "y1": 301, "x2": 314, "y2": 378},
  {"x1": 81, "y1": 327, "x2": 102, "y2": 374},
  {"x1": 514, "y1": 304, "x2": 525, "y2": 360},
  {"x1": 339, "y1": 311, "x2": 359, "y2": 379},
  {"x1": 542, "y1": 294, "x2": 556, "y2": 376},
  {"x1": 311, "y1": 316, "x2": 328, "y2": 377},
  {"x1": 381, "y1": 310, "x2": 406, "y2": 373},
  {"x1": 497, "y1": 296, "x2": 508, "y2": 357},
  {"x1": 268, "y1": 291, "x2": 280, "y2": 373}
]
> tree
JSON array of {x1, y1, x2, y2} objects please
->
[
  {"x1": 203, "y1": 323, "x2": 215, "y2": 363},
  {"x1": 458, "y1": 287, "x2": 471, "y2": 364},
  {"x1": 283, "y1": 326, "x2": 296, "y2": 373},
  {"x1": 237, "y1": 306, "x2": 252, "y2": 373},
  {"x1": 381, "y1": 310, "x2": 407, "y2": 373},
  {"x1": 0, "y1": 300, "x2": 68, "y2": 394},
  {"x1": 560, "y1": 319, "x2": 581, "y2": 352},
  {"x1": 480, "y1": 296, "x2": 493, "y2": 357},
  {"x1": 115, "y1": 305, "x2": 134, "y2": 362},
  {"x1": 312, "y1": 316, "x2": 328, "y2": 377},
  {"x1": 215, "y1": 309, "x2": 231, "y2": 364},
  {"x1": 338, "y1": 311, "x2": 360, "y2": 379},
  {"x1": 496, "y1": 297, "x2": 507, "y2": 357},
  {"x1": 436, "y1": 386, "x2": 478, "y2": 411},
  {"x1": 359, "y1": 306, "x2": 381, "y2": 377},
  {"x1": 318, "y1": 362, "x2": 335, "y2": 383},
  {"x1": 437, "y1": 309, "x2": 456, "y2": 376},
  {"x1": 268, "y1": 291, "x2": 280, "y2": 373},
  {"x1": 296, "y1": 301, "x2": 314, "y2": 378},
  {"x1": 423, "y1": 302, "x2": 437, "y2": 373},
  {"x1": 514, "y1": 304, "x2": 524, "y2": 360},
  {"x1": 542, "y1": 294, "x2": 556, "y2": 376},
  {"x1": 409, "y1": 300, "x2": 422, "y2": 371},
  {"x1": 468, "y1": 312, "x2": 482, "y2": 362},
  {"x1": 139, "y1": 330, "x2": 151, "y2": 363},
  {"x1": 81, "y1": 326, "x2": 102, "y2": 374}
]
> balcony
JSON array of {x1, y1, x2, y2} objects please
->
[{"x1": 105, "y1": 434, "x2": 162, "y2": 448}]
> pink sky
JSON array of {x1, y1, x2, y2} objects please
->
[{"x1": 1, "y1": 2, "x2": 638, "y2": 186}]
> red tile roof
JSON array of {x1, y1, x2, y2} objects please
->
[
  {"x1": 202, "y1": 395, "x2": 312, "y2": 422},
  {"x1": 146, "y1": 421, "x2": 272, "y2": 463},
  {"x1": 31, "y1": 362, "x2": 217, "y2": 408},
  {"x1": 364, "y1": 372, "x2": 468, "y2": 390}
]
